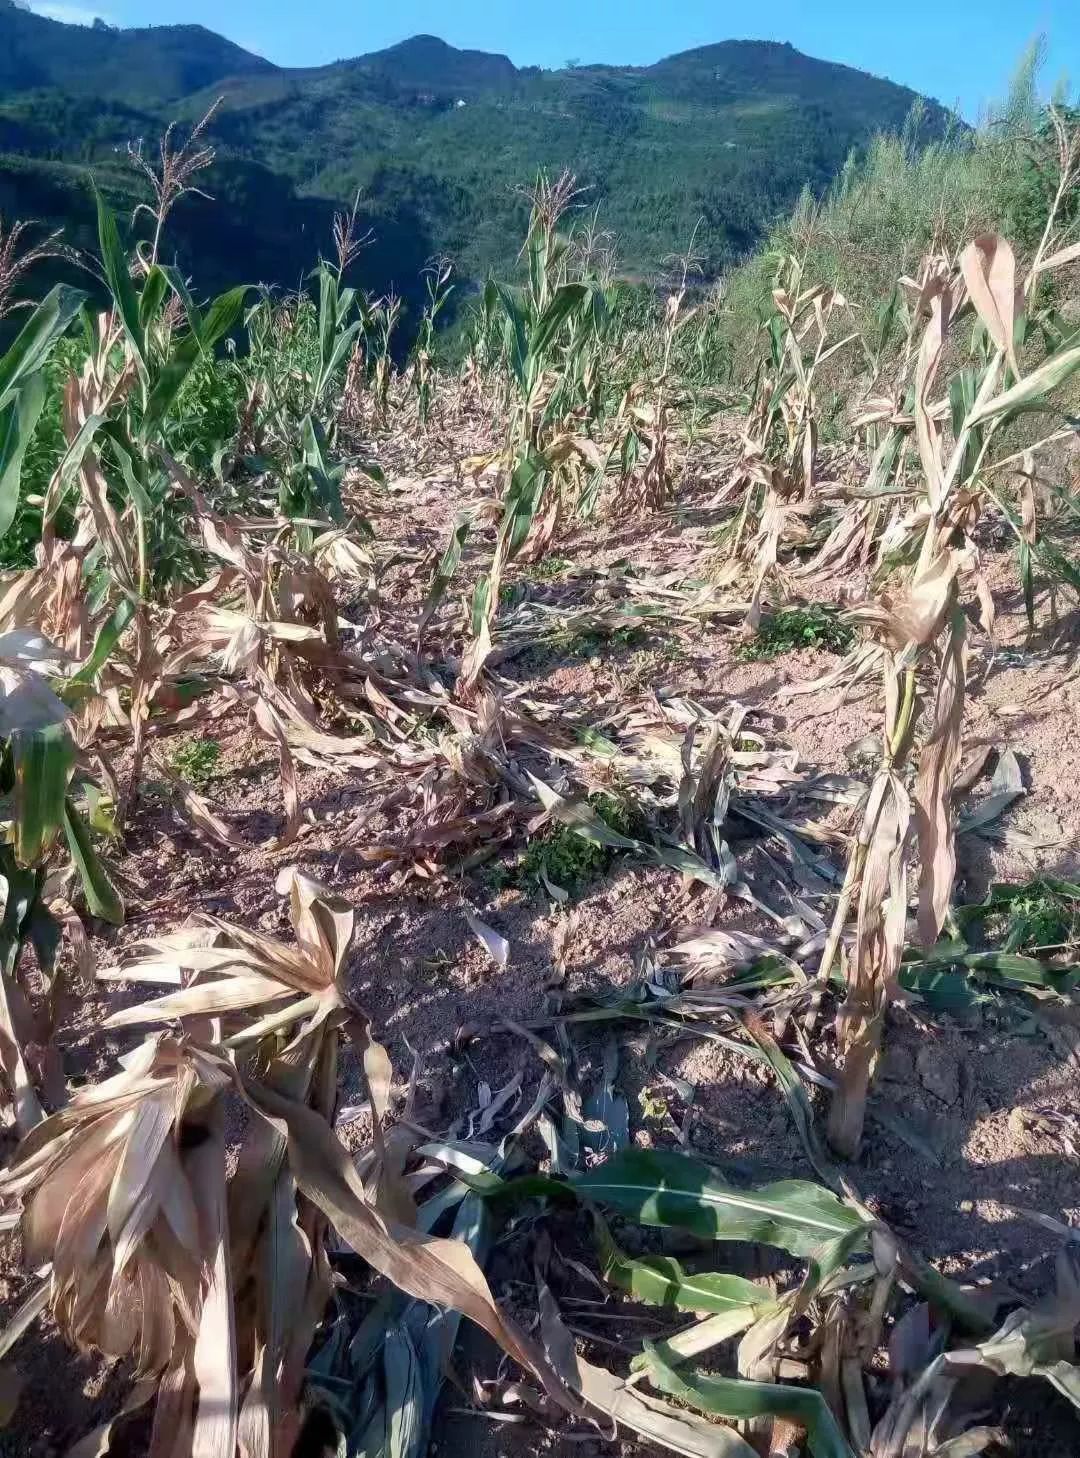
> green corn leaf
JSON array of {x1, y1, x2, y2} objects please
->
[
  {"x1": 315, "y1": 319, "x2": 364, "y2": 404},
  {"x1": 631, "y1": 1308, "x2": 772, "y2": 1376},
  {"x1": 0, "y1": 283, "x2": 85, "y2": 411},
  {"x1": 743, "y1": 1016, "x2": 835, "y2": 1186},
  {"x1": 954, "y1": 949, "x2": 1059, "y2": 985},
  {"x1": 300, "y1": 414, "x2": 344, "y2": 521},
  {"x1": 967, "y1": 344, "x2": 1080, "y2": 426},
  {"x1": 529, "y1": 772, "x2": 640, "y2": 850},
  {"x1": 42, "y1": 410, "x2": 107, "y2": 526},
  {"x1": 317, "y1": 263, "x2": 337, "y2": 379},
  {"x1": 1019, "y1": 539, "x2": 1035, "y2": 630},
  {"x1": 159, "y1": 265, "x2": 203, "y2": 339},
  {"x1": 898, "y1": 965, "x2": 979, "y2": 1011},
  {"x1": 469, "y1": 576, "x2": 491, "y2": 639},
  {"x1": 141, "y1": 284, "x2": 249, "y2": 440},
  {"x1": 528, "y1": 282, "x2": 591, "y2": 366},
  {"x1": 197, "y1": 284, "x2": 251, "y2": 351},
  {"x1": 300, "y1": 412, "x2": 330, "y2": 472},
  {"x1": 10, "y1": 722, "x2": 75, "y2": 866},
  {"x1": 110, "y1": 434, "x2": 155, "y2": 523},
  {"x1": 645, "y1": 839, "x2": 733, "y2": 890},
  {"x1": 593, "y1": 1213, "x2": 775, "y2": 1316},
  {"x1": 0, "y1": 370, "x2": 47, "y2": 539},
  {"x1": 137, "y1": 265, "x2": 170, "y2": 332},
  {"x1": 312, "y1": 264, "x2": 365, "y2": 403},
  {"x1": 62, "y1": 798, "x2": 124, "y2": 924},
  {"x1": 501, "y1": 452, "x2": 547, "y2": 561},
  {"x1": 419, "y1": 514, "x2": 470, "y2": 638},
  {"x1": 70, "y1": 598, "x2": 136, "y2": 687},
  {"x1": 572, "y1": 1149, "x2": 866, "y2": 1259},
  {"x1": 495, "y1": 282, "x2": 529, "y2": 392},
  {"x1": 95, "y1": 188, "x2": 146, "y2": 381},
  {"x1": 645, "y1": 1347, "x2": 858, "y2": 1458},
  {"x1": 384, "y1": 1323, "x2": 424, "y2": 1458}
]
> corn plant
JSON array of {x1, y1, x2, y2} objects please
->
[
  {"x1": 821, "y1": 223, "x2": 1080, "y2": 1157},
  {"x1": 0, "y1": 283, "x2": 134, "y2": 1130},
  {"x1": 367, "y1": 291, "x2": 401, "y2": 424},
  {"x1": 38, "y1": 193, "x2": 250, "y2": 815},
  {"x1": 612, "y1": 239, "x2": 703, "y2": 511},
  {"x1": 461, "y1": 175, "x2": 610, "y2": 688},
  {"x1": 409, "y1": 257, "x2": 454, "y2": 428}
]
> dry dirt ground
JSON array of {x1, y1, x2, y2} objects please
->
[{"x1": 2, "y1": 445, "x2": 1079, "y2": 1458}]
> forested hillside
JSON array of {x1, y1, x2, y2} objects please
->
[{"x1": 0, "y1": 5, "x2": 955, "y2": 307}]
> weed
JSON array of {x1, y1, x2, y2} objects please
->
[
  {"x1": 972, "y1": 878, "x2": 1080, "y2": 954},
  {"x1": 481, "y1": 860, "x2": 514, "y2": 894},
  {"x1": 1008, "y1": 891, "x2": 1073, "y2": 951},
  {"x1": 169, "y1": 737, "x2": 222, "y2": 792},
  {"x1": 530, "y1": 555, "x2": 572, "y2": 580},
  {"x1": 517, "y1": 622, "x2": 649, "y2": 674},
  {"x1": 735, "y1": 605, "x2": 854, "y2": 662},
  {"x1": 565, "y1": 623, "x2": 649, "y2": 658},
  {"x1": 521, "y1": 791, "x2": 641, "y2": 895},
  {"x1": 500, "y1": 560, "x2": 575, "y2": 608},
  {"x1": 618, "y1": 638, "x2": 690, "y2": 691},
  {"x1": 523, "y1": 822, "x2": 608, "y2": 892}
]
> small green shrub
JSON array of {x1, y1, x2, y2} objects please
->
[
  {"x1": 169, "y1": 737, "x2": 222, "y2": 792},
  {"x1": 735, "y1": 605, "x2": 853, "y2": 662}
]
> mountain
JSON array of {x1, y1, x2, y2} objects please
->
[
  {"x1": 0, "y1": 9, "x2": 955, "y2": 316},
  {"x1": 0, "y1": 4, "x2": 272, "y2": 100}
]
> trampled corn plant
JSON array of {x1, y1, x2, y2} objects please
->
[
  {"x1": 150, "y1": 460, "x2": 384, "y2": 848},
  {"x1": 717, "y1": 247, "x2": 863, "y2": 633},
  {"x1": 0, "y1": 620, "x2": 126, "y2": 1133},
  {"x1": 0, "y1": 871, "x2": 574, "y2": 1457},
  {"x1": 741, "y1": 246, "x2": 859, "y2": 501},
  {"x1": 436, "y1": 1045, "x2": 1060, "y2": 1458}
]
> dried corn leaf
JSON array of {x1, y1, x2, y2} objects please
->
[
  {"x1": 961, "y1": 235, "x2": 1020, "y2": 373},
  {"x1": 464, "y1": 907, "x2": 509, "y2": 971},
  {"x1": 913, "y1": 617, "x2": 966, "y2": 947}
]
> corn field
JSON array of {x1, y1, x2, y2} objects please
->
[{"x1": 0, "y1": 101, "x2": 1077, "y2": 1458}]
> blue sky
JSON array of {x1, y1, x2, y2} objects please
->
[{"x1": 28, "y1": 0, "x2": 1079, "y2": 122}]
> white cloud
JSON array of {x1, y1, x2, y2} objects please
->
[{"x1": 25, "y1": 2, "x2": 114, "y2": 24}]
